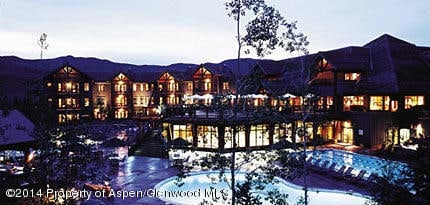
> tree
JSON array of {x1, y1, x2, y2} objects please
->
[
  {"x1": 38, "y1": 33, "x2": 49, "y2": 60},
  {"x1": 224, "y1": 1, "x2": 309, "y2": 204},
  {"x1": 172, "y1": 1, "x2": 310, "y2": 205}
]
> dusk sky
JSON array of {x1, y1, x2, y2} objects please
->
[{"x1": 0, "y1": 0, "x2": 429, "y2": 65}]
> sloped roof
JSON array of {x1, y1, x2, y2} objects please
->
[
  {"x1": 281, "y1": 54, "x2": 318, "y2": 94},
  {"x1": 318, "y1": 46, "x2": 371, "y2": 72},
  {"x1": 357, "y1": 34, "x2": 430, "y2": 94},
  {"x1": 0, "y1": 110, "x2": 35, "y2": 149},
  {"x1": 255, "y1": 59, "x2": 286, "y2": 76}
]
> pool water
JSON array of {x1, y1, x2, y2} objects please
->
[
  {"x1": 155, "y1": 171, "x2": 369, "y2": 205},
  {"x1": 307, "y1": 149, "x2": 410, "y2": 178}
]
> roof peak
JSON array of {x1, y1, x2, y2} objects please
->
[{"x1": 364, "y1": 34, "x2": 416, "y2": 48}]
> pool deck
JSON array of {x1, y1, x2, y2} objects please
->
[{"x1": 81, "y1": 154, "x2": 370, "y2": 205}]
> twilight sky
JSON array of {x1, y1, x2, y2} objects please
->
[{"x1": 0, "y1": 0, "x2": 429, "y2": 65}]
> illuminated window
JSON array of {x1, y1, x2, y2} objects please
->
[
  {"x1": 133, "y1": 97, "x2": 138, "y2": 105},
  {"x1": 223, "y1": 82, "x2": 229, "y2": 90},
  {"x1": 58, "y1": 99, "x2": 62, "y2": 108},
  {"x1": 343, "y1": 96, "x2": 364, "y2": 111},
  {"x1": 48, "y1": 98, "x2": 52, "y2": 103},
  {"x1": 84, "y1": 83, "x2": 90, "y2": 91},
  {"x1": 344, "y1": 73, "x2": 360, "y2": 81},
  {"x1": 204, "y1": 80, "x2": 212, "y2": 91},
  {"x1": 405, "y1": 96, "x2": 424, "y2": 109},
  {"x1": 115, "y1": 95, "x2": 127, "y2": 106},
  {"x1": 169, "y1": 81, "x2": 175, "y2": 91},
  {"x1": 97, "y1": 84, "x2": 104, "y2": 92},
  {"x1": 249, "y1": 124, "x2": 270, "y2": 147},
  {"x1": 47, "y1": 82, "x2": 52, "y2": 87},
  {"x1": 317, "y1": 97, "x2": 324, "y2": 109},
  {"x1": 197, "y1": 125, "x2": 218, "y2": 149},
  {"x1": 187, "y1": 82, "x2": 193, "y2": 91},
  {"x1": 391, "y1": 100, "x2": 398, "y2": 112},
  {"x1": 145, "y1": 83, "x2": 149, "y2": 91},
  {"x1": 115, "y1": 109, "x2": 128, "y2": 119},
  {"x1": 139, "y1": 84, "x2": 144, "y2": 91},
  {"x1": 327, "y1": 96, "x2": 333, "y2": 109},
  {"x1": 144, "y1": 97, "x2": 149, "y2": 106},
  {"x1": 115, "y1": 84, "x2": 127, "y2": 92},
  {"x1": 133, "y1": 84, "x2": 137, "y2": 91},
  {"x1": 58, "y1": 83, "x2": 62, "y2": 92},
  {"x1": 158, "y1": 84, "x2": 163, "y2": 91},
  {"x1": 370, "y1": 96, "x2": 383, "y2": 110},
  {"x1": 173, "y1": 124, "x2": 193, "y2": 145},
  {"x1": 224, "y1": 126, "x2": 246, "y2": 148},
  {"x1": 168, "y1": 95, "x2": 176, "y2": 105},
  {"x1": 84, "y1": 98, "x2": 90, "y2": 107}
]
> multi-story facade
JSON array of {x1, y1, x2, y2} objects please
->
[
  {"x1": 44, "y1": 65, "x2": 93, "y2": 123},
  {"x1": 42, "y1": 34, "x2": 430, "y2": 149}
]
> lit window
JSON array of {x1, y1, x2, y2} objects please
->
[
  {"x1": 370, "y1": 96, "x2": 383, "y2": 111},
  {"x1": 384, "y1": 96, "x2": 390, "y2": 111},
  {"x1": 405, "y1": 96, "x2": 424, "y2": 109},
  {"x1": 327, "y1": 96, "x2": 333, "y2": 109},
  {"x1": 47, "y1": 82, "x2": 52, "y2": 87},
  {"x1": 140, "y1": 84, "x2": 144, "y2": 91},
  {"x1": 58, "y1": 99, "x2": 62, "y2": 108},
  {"x1": 343, "y1": 96, "x2": 364, "y2": 111},
  {"x1": 168, "y1": 81, "x2": 175, "y2": 91},
  {"x1": 145, "y1": 83, "x2": 150, "y2": 91},
  {"x1": 84, "y1": 98, "x2": 90, "y2": 107},
  {"x1": 133, "y1": 84, "x2": 137, "y2": 91},
  {"x1": 58, "y1": 83, "x2": 62, "y2": 92},
  {"x1": 197, "y1": 125, "x2": 218, "y2": 149},
  {"x1": 249, "y1": 124, "x2": 270, "y2": 147},
  {"x1": 144, "y1": 97, "x2": 149, "y2": 106},
  {"x1": 187, "y1": 82, "x2": 193, "y2": 91},
  {"x1": 223, "y1": 82, "x2": 229, "y2": 90},
  {"x1": 391, "y1": 100, "x2": 398, "y2": 112},
  {"x1": 344, "y1": 73, "x2": 360, "y2": 81},
  {"x1": 204, "y1": 79, "x2": 211, "y2": 91},
  {"x1": 97, "y1": 84, "x2": 105, "y2": 92},
  {"x1": 84, "y1": 83, "x2": 90, "y2": 91},
  {"x1": 173, "y1": 124, "x2": 193, "y2": 144}
]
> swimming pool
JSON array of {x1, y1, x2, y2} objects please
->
[
  {"x1": 155, "y1": 171, "x2": 369, "y2": 205},
  {"x1": 307, "y1": 149, "x2": 410, "y2": 178}
]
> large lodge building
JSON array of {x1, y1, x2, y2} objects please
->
[{"x1": 41, "y1": 34, "x2": 430, "y2": 150}]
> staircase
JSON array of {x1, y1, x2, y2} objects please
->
[{"x1": 130, "y1": 129, "x2": 168, "y2": 158}]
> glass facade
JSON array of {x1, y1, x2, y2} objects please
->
[
  {"x1": 224, "y1": 126, "x2": 246, "y2": 149},
  {"x1": 173, "y1": 124, "x2": 193, "y2": 144},
  {"x1": 197, "y1": 125, "x2": 218, "y2": 149},
  {"x1": 249, "y1": 124, "x2": 270, "y2": 147}
]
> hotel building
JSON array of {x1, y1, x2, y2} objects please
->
[{"x1": 42, "y1": 34, "x2": 430, "y2": 149}]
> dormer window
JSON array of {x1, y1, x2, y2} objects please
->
[{"x1": 345, "y1": 73, "x2": 360, "y2": 81}]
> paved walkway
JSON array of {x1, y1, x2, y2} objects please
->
[{"x1": 82, "y1": 156, "x2": 178, "y2": 205}]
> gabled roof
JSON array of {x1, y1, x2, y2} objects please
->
[
  {"x1": 317, "y1": 46, "x2": 371, "y2": 72},
  {"x1": 44, "y1": 64, "x2": 93, "y2": 81},
  {"x1": 0, "y1": 110, "x2": 35, "y2": 149},
  {"x1": 254, "y1": 59, "x2": 285, "y2": 76},
  {"x1": 356, "y1": 34, "x2": 430, "y2": 94}
]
